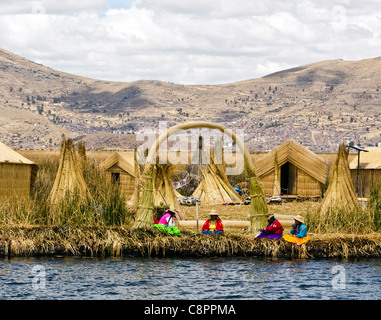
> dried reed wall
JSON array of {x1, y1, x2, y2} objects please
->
[
  {"x1": 105, "y1": 164, "x2": 136, "y2": 198},
  {"x1": 0, "y1": 163, "x2": 33, "y2": 197},
  {"x1": 259, "y1": 166, "x2": 323, "y2": 198},
  {"x1": 351, "y1": 169, "x2": 381, "y2": 198}
]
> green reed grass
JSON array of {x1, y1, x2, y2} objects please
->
[
  {"x1": 306, "y1": 203, "x2": 378, "y2": 234},
  {"x1": 367, "y1": 182, "x2": 381, "y2": 231}
]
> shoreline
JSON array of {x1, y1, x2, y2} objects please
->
[{"x1": 0, "y1": 225, "x2": 380, "y2": 259}]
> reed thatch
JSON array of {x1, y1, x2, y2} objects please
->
[
  {"x1": 153, "y1": 161, "x2": 183, "y2": 215},
  {"x1": 349, "y1": 147, "x2": 381, "y2": 197},
  {"x1": 77, "y1": 140, "x2": 87, "y2": 162},
  {"x1": 191, "y1": 153, "x2": 243, "y2": 205},
  {"x1": 0, "y1": 141, "x2": 38, "y2": 197},
  {"x1": 319, "y1": 144, "x2": 360, "y2": 215},
  {"x1": 49, "y1": 138, "x2": 88, "y2": 204},
  {"x1": 133, "y1": 122, "x2": 268, "y2": 232},
  {"x1": 254, "y1": 140, "x2": 330, "y2": 198}
]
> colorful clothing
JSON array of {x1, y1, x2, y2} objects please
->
[
  {"x1": 159, "y1": 213, "x2": 175, "y2": 227},
  {"x1": 202, "y1": 219, "x2": 224, "y2": 233},
  {"x1": 283, "y1": 234, "x2": 310, "y2": 245},
  {"x1": 290, "y1": 223, "x2": 307, "y2": 238},
  {"x1": 152, "y1": 224, "x2": 181, "y2": 236},
  {"x1": 284, "y1": 223, "x2": 310, "y2": 245},
  {"x1": 202, "y1": 230, "x2": 224, "y2": 235},
  {"x1": 265, "y1": 219, "x2": 283, "y2": 235},
  {"x1": 255, "y1": 232, "x2": 283, "y2": 240}
]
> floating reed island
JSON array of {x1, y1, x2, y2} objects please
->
[
  {"x1": 0, "y1": 225, "x2": 381, "y2": 259},
  {"x1": 1, "y1": 130, "x2": 380, "y2": 260}
]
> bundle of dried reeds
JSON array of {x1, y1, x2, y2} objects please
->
[
  {"x1": 153, "y1": 160, "x2": 183, "y2": 215},
  {"x1": 49, "y1": 137, "x2": 88, "y2": 205},
  {"x1": 133, "y1": 164, "x2": 155, "y2": 229},
  {"x1": 319, "y1": 144, "x2": 359, "y2": 215},
  {"x1": 77, "y1": 140, "x2": 87, "y2": 162}
]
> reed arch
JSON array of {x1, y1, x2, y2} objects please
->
[{"x1": 133, "y1": 121, "x2": 268, "y2": 232}]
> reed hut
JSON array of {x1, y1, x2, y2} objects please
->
[
  {"x1": 186, "y1": 135, "x2": 241, "y2": 205},
  {"x1": 254, "y1": 140, "x2": 330, "y2": 198},
  {"x1": 319, "y1": 144, "x2": 359, "y2": 214},
  {"x1": 100, "y1": 151, "x2": 138, "y2": 200},
  {"x1": 49, "y1": 138, "x2": 88, "y2": 204},
  {"x1": 192, "y1": 164, "x2": 243, "y2": 205},
  {"x1": 0, "y1": 141, "x2": 38, "y2": 197},
  {"x1": 349, "y1": 147, "x2": 381, "y2": 198}
]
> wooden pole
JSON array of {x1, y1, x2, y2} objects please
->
[{"x1": 196, "y1": 201, "x2": 199, "y2": 233}]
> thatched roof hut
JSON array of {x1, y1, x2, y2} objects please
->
[
  {"x1": 319, "y1": 144, "x2": 359, "y2": 215},
  {"x1": 100, "y1": 151, "x2": 138, "y2": 200},
  {"x1": 254, "y1": 140, "x2": 330, "y2": 198},
  {"x1": 349, "y1": 147, "x2": 381, "y2": 198},
  {"x1": 49, "y1": 138, "x2": 88, "y2": 204},
  {"x1": 0, "y1": 141, "x2": 38, "y2": 197},
  {"x1": 100, "y1": 151, "x2": 182, "y2": 214}
]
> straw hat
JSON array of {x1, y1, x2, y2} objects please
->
[
  {"x1": 167, "y1": 209, "x2": 177, "y2": 216},
  {"x1": 208, "y1": 209, "x2": 219, "y2": 216},
  {"x1": 267, "y1": 213, "x2": 275, "y2": 220},
  {"x1": 293, "y1": 215, "x2": 305, "y2": 224}
]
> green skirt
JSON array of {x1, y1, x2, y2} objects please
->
[{"x1": 152, "y1": 224, "x2": 181, "y2": 236}]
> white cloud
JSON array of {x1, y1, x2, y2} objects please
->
[{"x1": 0, "y1": 0, "x2": 381, "y2": 84}]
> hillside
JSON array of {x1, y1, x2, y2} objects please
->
[{"x1": 1, "y1": 48, "x2": 381, "y2": 151}]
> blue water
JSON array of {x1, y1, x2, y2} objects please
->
[{"x1": 0, "y1": 257, "x2": 380, "y2": 300}]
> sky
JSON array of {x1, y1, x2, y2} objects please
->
[{"x1": 0, "y1": 0, "x2": 380, "y2": 85}]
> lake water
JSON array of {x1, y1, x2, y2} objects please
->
[{"x1": 0, "y1": 257, "x2": 380, "y2": 300}]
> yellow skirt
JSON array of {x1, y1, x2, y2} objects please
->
[{"x1": 283, "y1": 234, "x2": 311, "y2": 245}]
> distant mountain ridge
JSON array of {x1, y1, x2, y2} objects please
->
[{"x1": 1, "y1": 48, "x2": 380, "y2": 152}]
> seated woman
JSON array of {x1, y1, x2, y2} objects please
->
[
  {"x1": 158, "y1": 209, "x2": 176, "y2": 227},
  {"x1": 255, "y1": 214, "x2": 283, "y2": 239},
  {"x1": 283, "y1": 215, "x2": 310, "y2": 245},
  {"x1": 153, "y1": 209, "x2": 181, "y2": 236},
  {"x1": 202, "y1": 210, "x2": 224, "y2": 235}
]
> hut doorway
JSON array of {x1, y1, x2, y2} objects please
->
[
  {"x1": 280, "y1": 162, "x2": 296, "y2": 195},
  {"x1": 111, "y1": 172, "x2": 120, "y2": 186}
]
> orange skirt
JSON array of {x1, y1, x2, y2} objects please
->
[{"x1": 283, "y1": 234, "x2": 310, "y2": 245}]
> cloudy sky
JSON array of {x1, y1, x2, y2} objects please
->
[{"x1": 0, "y1": 0, "x2": 380, "y2": 85}]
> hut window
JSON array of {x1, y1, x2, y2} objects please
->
[{"x1": 111, "y1": 172, "x2": 120, "y2": 185}]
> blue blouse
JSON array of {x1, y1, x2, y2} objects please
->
[{"x1": 290, "y1": 224, "x2": 307, "y2": 238}]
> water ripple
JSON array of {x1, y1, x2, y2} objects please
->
[{"x1": 0, "y1": 257, "x2": 380, "y2": 300}]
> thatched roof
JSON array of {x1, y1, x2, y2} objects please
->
[
  {"x1": 349, "y1": 147, "x2": 381, "y2": 170},
  {"x1": 100, "y1": 151, "x2": 136, "y2": 177},
  {"x1": 0, "y1": 142, "x2": 35, "y2": 165},
  {"x1": 319, "y1": 144, "x2": 359, "y2": 214},
  {"x1": 254, "y1": 139, "x2": 330, "y2": 184},
  {"x1": 0, "y1": 141, "x2": 38, "y2": 188},
  {"x1": 49, "y1": 138, "x2": 88, "y2": 204}
]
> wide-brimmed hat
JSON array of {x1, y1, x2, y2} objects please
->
[
  {"x1": 167, "y1": 209, "x2": 177, "y2": 216},
  {"x1": 267, "y1": 213, "x2": 275, "y2": 220},
  {"x1": 293, "y1": 215, "x2": 305, "y2": 224},
  {"x1": 208, "y1": 209, "x2": 219, "y2": 216}
]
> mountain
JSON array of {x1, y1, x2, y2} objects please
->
[{"x1": 1, "y1": 48, "x2": 381, "y2": 152}]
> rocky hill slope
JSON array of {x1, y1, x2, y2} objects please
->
[{"x1": 1, "y1": 48, "x2": 380, "y2": 151}]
